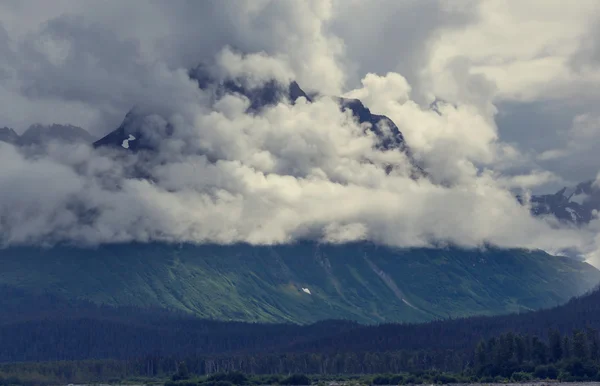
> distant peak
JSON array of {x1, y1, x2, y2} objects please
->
[
  {"x1": 0, "y1": 126, "x2": 20, "y2": 145},
  {"x1": 93, "y1": 66, "x2": 418, "y2": 179},
  {"x1": 20, "y1": 123, "x2": 96, "y2": 146},
  {"x1": 0, "y1": 126, "x2": 17, "y2": 134},
  {"x1": 527, "y1": 178, "x2": 600, "y2": 225}
]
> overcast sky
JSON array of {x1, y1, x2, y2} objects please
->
[{"x1": 1, "y1": 0, "x2": 600, "y2": 263}]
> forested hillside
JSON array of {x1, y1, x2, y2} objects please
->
[
  {"x1": 3, "y1": 282, "x2": 600, "y2": 365},
  {"x1": 4, "y1": 287, "x2": 600, "y2": 384},
  {"x1": 0, "y1": 242, "x2": 597, "y2": 324}
]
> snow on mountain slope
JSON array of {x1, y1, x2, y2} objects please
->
[{"x1": 526, "y1": 180, "x2": 600, "y2": 225}]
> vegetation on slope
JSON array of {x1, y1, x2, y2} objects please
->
[
  {"x1": 0, "y1": 241, "x2": 598, "y2": 324},
  {"x1": 5, "y1": 280, "x2": 600, "y2": 381}
]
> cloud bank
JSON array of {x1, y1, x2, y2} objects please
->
[{"x1": 0, "y1": 0, "x2": 600, "y2": 264}]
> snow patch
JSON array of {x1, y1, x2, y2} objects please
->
[
  {"x1": 121, "y1": 135, "x2": 136, "y2": 149},
  {"x1": 570, "y1": 193, "x2": 588, "y2": 205},
  {"x1": 565, "y1": 207, "x2": 578, "y2": 222},
  {"x1": 563, "y1": 186, "x2": 576, "y2": 197},
  {"x1": 301, "y1": 287, "x2": 311, "y2": 295}
]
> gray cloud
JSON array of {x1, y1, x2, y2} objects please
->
[
  {"x1": 328, "y1": 0, "x2": 477, "y2": 100},
  {"x1": 0, "y1": 0, "x2": 600, "y2": 264},
  {"x1": 0, "y1": 67, "x2": 595, "y2": 261},
  {"x1": 0, "y1": 0, "x2": 344, "y2": 134}
]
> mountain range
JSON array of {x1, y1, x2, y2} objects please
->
[
  {"x1": 3, "y1": 80, "x2": 596, "y2": 226},
  {"x1": 91, "y1": 73, "x2": 411, "y2": 157},
  {"x1": 523, "y1": 180, "x2": 600, "y2": 225},
  {"x1": 1, "y1": 71, "x2": 599, "y2": 326},
  {"x1": 1, "y1": 257, "x2": 600, "y2": 364},
  {"x1": 0, "y1": 123, "x2": 97, "y2": 147},
  {"x1": 0, "y1": 127, "x2": 19, "y2": 145}
]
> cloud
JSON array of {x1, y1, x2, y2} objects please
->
[
  {"x1": 0, "y1": 0, "x2": 344, "y2": 134},
  {"x1": 534, "y1": 113, "x2": 600, "y2": 185},
  {"x1": 0, "y1": 64, "x2": 596, "y2": 262},
  {"x1": 328, "y1": 0, "x2": 478, "y2": 99},
  {"x1": 0, "y1": 0, "x2": 600, "y2": 265},
  {"x1": 426, "y1": 0, "x2": 600, "y2": 103},
  {"x1": 345, "y1": 72, "x2": 501, "y2": 184},
  {"x1": 213, "y1": 48, "x2": 294, "y2": 88}
]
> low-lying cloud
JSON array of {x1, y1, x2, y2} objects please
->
[
  {"x1": 0, "y1": 59, "x2": 596, "y2": 261},
  {"x1": 0, "y1": 0, "x2": 599, "y2": 265}
]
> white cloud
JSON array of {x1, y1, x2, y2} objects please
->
[
  {"x1": 426, "y1": 0, "x2": 600, "y2": 103},
  {"x1": 0, "y1": 66, "x2": 595, "y2": 261},
  {"x1": 0, "y1": 0, "x2": 344, "y2": 134},
  {"x1": 214, "y1": 48, "x2": 294, "y2": 88},
  {"x1": 0, "y1": 0, "x2": 599, "y2": 265},
  {"x1": 345, "y1": 72, "x2": 501, "y2": 184}
]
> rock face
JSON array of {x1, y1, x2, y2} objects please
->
[
  {"x1": 92, "y1": 109, "x2": 161, "y2": 151},
  {"x1": 0, "y1": 127, "x2": 19, "y2": 145},
  {"x1": 92, "y1": 72, "x2": 425, "y2": 180},
  {"x1": 525, "y1": 180, "x2": 600, "y2": 225},
  {"x1": 0, "y1": 124, "x2": 96, "y2": 147},
  {"x1": 337, "y1": 97, "x2": 406, "y2": 152},
  {"x1": 20, "y1": 124, "x2": 97, "y2": 146},
  {"x1": 93, "y1": 72, "x2": 411, "y2": 158}
]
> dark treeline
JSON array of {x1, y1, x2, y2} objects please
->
[
  {"x1": 473, "y1": 328, "x2": 600, "y2": 382},
  {"x1": 3, "y1": 285, "x2": 600, "y2": 363},
  {"x1": 0, "y1": 351, "x2": 467, "y2": 385},
  {"x1": 3, "y1": 283, "x2": 600, "y2": 384},
  {"x1": 5, "y1": 329, "x2": 600, "y2": 386}
]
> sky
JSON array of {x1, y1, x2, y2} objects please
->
[{"x1": 1, "y1": 0, "x2": 600, "y2": 263}]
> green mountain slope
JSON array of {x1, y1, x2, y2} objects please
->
[{"x1": 0, "y1": 242, "x2": 598, "y2": 324}]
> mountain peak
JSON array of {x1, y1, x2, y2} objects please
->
[
  {"x1": 93, "y1": 69, "x2": 412, "y2": 161},
  {"x1": 188, "y1": 64, "x2": 312, "y2": 111},
  {"x1": 527, "y1": 179, "x2": 600, "y2": 225},
  {"x1": 93, "y1": 108, "x2": 174, "y2": 151},
  {"x1": 19, "y1": 123, "x2": 97, "y2": 146},
  {"x1": 0, "y1": 126, "x2": 19, "y2": 145},
  {"x1": 338, "y1": 97, "x2": 406, "y2": 152}
]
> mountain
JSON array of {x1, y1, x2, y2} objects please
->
[
  {"x1": 19, "y1": 123, "x2": 97, "y2": 146},
  {"x1": 92, "y1": 109, "x2": 160, "y2": 151},
  {"x1": 0, "y1": 242, "x2": 597, "y2": 325},
  {"x1": 0, "y1": 127, "x2": 19, "y2": 145},
  {"x1": 524, "y1": 180, "x2": 600, "y2": 224},
  {"x1": 1, "y1": 263, "x2": 600, "y2": 365},
  {"x1": 338, "y1": 97, "x2": 406, "y2": 152},
  {"x1": 93, "y1": 71, "x2": 411, "y2": 160},
  {"x1": 0, "y1": 124, "x2": 97, "y2": 147}
]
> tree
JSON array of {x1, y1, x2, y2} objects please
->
[
  {"x1": 548, "y1": 329, "x2": 563, "y2": 362},
  {"x1": 572, "y1": 329, "x2": 588, "y2": 360},
  {"x1": 514, "y1": 334, "x2": 526, "y2": 364},
  {"x1": 586, "y1": 327, "x2": 599, "y2": 361},
  {"x1": 530, "y1": 337, "x2": 547, "y2": 365},
  {"x1": 475, "y1": 340, "x2": 487, "y2": 370},
  {"x1": 563, "y1": 336, "x2": 571, "y2": 359}
]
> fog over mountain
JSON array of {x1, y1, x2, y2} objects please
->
[{"x1": 1, "y1": 1, "x2": 600, "y2": 264}]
